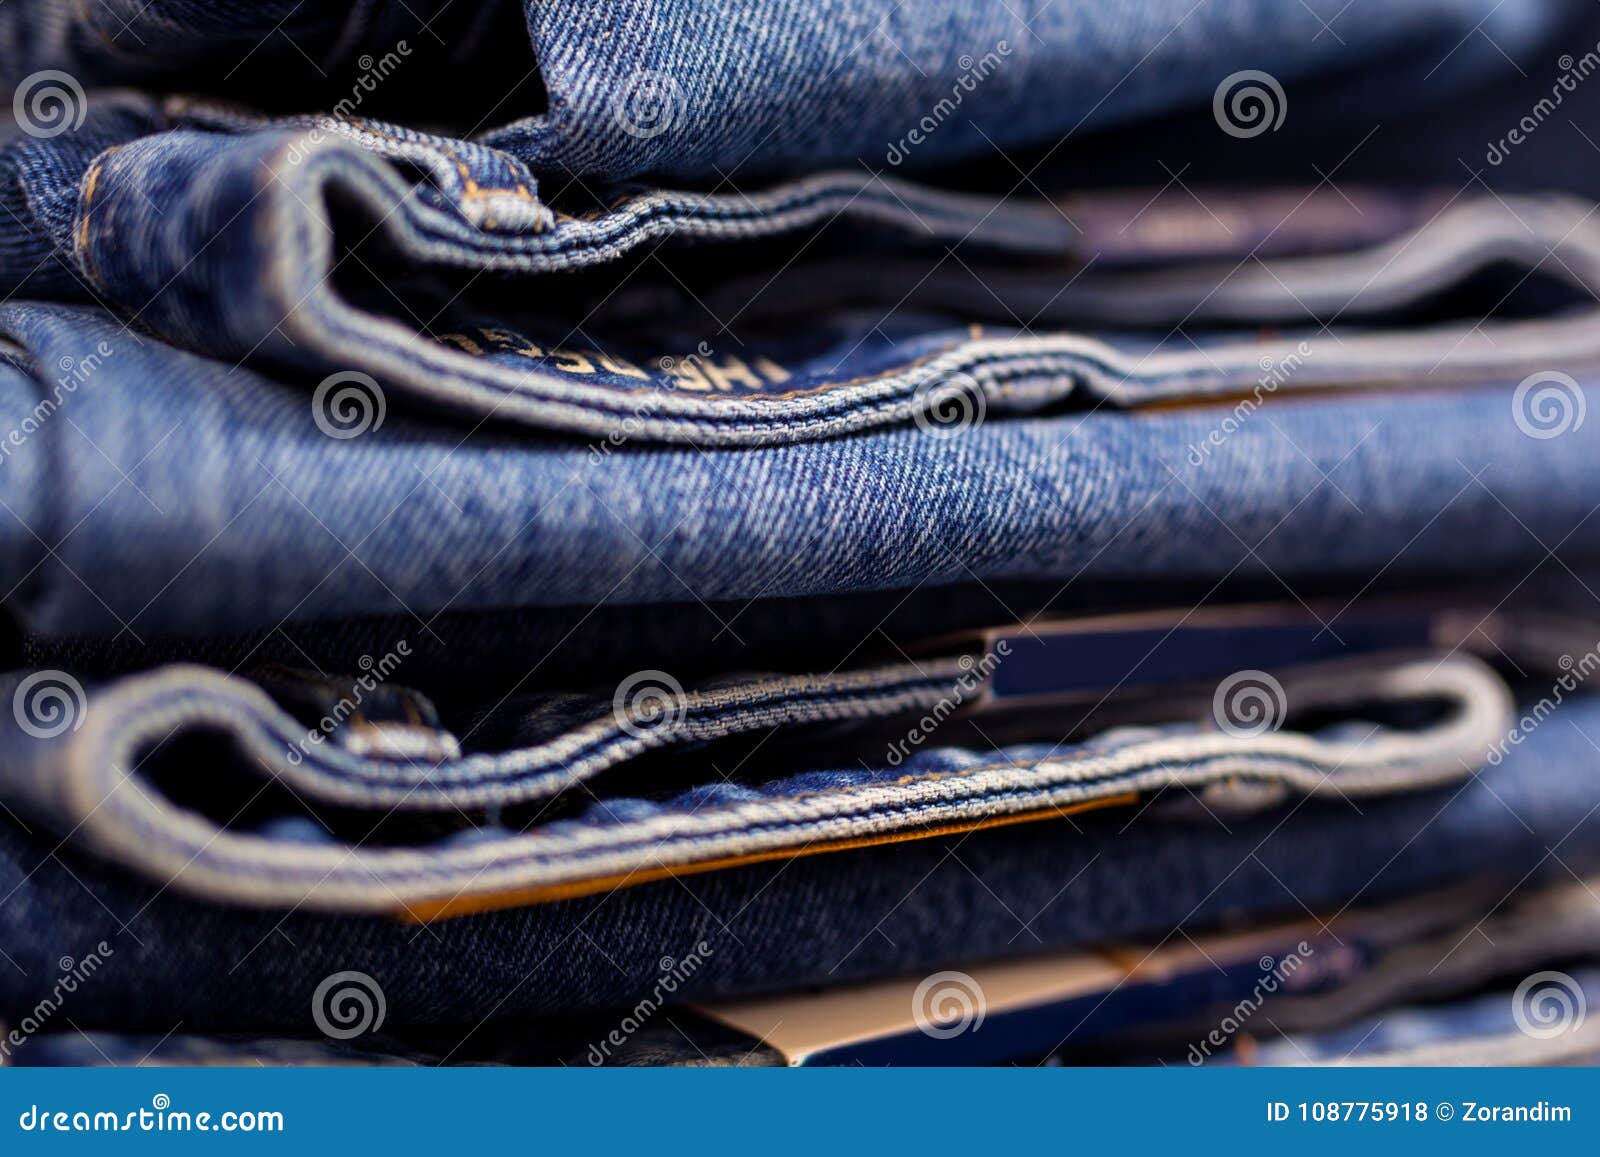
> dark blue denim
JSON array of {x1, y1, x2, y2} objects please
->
[
  {"x1": 0, "y1": 2, "x2": 1574, "y2": 180},
  {"x1": 3, "y1": 304, "x2": 1600, "y2": 639},
  {"x1": 2, "y1": 690, "x2": 1599, "y2": 1034},
  {"x1": 6, "y1": 98, "x2": 1600, "y2": 444},
  {"x1": 0, "y1": 650, "x2": 1512, "y2": 912},
  {"x1": 1220, "y1": 968, "x2": 1600, "y2": 1066},
  {"x1": 1, "y1": 0, "x2": 1598, "y2": 1062}
]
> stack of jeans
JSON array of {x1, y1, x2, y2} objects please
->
[{"x1": 2, "y1": 0, "x2": 1600, "y2": 1067}]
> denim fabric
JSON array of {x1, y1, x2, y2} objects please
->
[
  {"x1": 1068, "y1": 875, "x2": 1600, "y2": 1063},
  {"x1": 23, "y1": 877, "x2": 1574, "y2": 1067},
  {"x1": 2, "y1": 689, "x2": 1599, "y2": 1033},
  {"x1": 1, "y1": 1031, "x2": 429, "y2": 1068},
  {"x1": 1226, "y1": 969, "x2": 1600, "y2": 1066},
  {"x1": 1032, "y1": 25, "x2": 1600, "y2": 202},
  {"x1": 0, "y1": 651, "x2": 1511, "y2": 911},
  {"x1": 2, "y1": 0, "x2": 1599, "y2": 1063},
  {"x1": 0, "y1": 2, "x2": 1574, "y2": 180},
  {"x1": 6, "y1": 100, "x2": 1600, "y2": 442},
  {"x1": 0, "y1": 3, "x2": 539, "y2": 132},
  {"x1": 1, "y1": 1021, "x2": 772, "y2": 1068},
  {"x1": 4, "y1": 304, "x2": 1600, "y2": 638}
]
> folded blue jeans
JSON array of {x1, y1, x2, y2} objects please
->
[
  {"x1": 0, "y1": 646, "x2": 1516, "y2": 912},
  {"x1": 1, "y1": 684, "x2": 1598, "y2": 1034},
  {"x1": 3, "y1": 301, "x2": 1600, "y2": 639},
  {"x1": 7, "y1": 97, "x2": 1600, "y2": 445}
]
